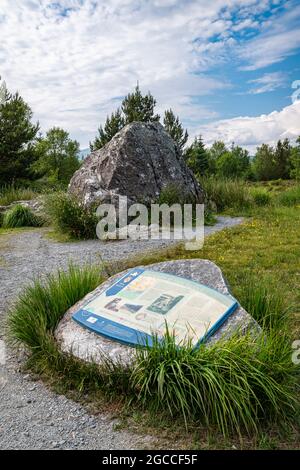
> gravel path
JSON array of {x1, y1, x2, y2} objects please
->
[{"x1": 0, "y1": 216, "x2": 243, "y2": 450}]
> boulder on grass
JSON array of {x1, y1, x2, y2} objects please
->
[
  {"x1": 55, "y1": 259, "x2": 260, "y2": 365},
  {"x1": 68, "y1": 122, "x2": 204, "y2": 208}
]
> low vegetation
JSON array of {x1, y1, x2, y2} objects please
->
[
  {"x1": 201, "y1": 177, "x2": 300, "y2": 214},
  {"x1": 2, "y1": 204, "x2": 42, "y2": 229},
  {"x1": 0, "y1": 185, "x2": 37, "y2": 206},
  {"x1": 44, "y1": 192, "x2": 98, "y2": 239}
]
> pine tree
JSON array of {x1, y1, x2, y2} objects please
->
[
  {"x1": 90, "y1": 109, "x2": 124, "y2": 151},
  {"x1": 163, "y1": 109, "x2": 188, "y2": 151},
  {"x1": 184, "y1": 136, "x2": 209, "y2": 175},
  {"x1": 0, "y1": 88, "x2": 39, "y2": 185},
  {"x1": 121, "y1": 84, "x2": 160, "y2": 124},
  {"x1": 0, "y1": 76, "x2": 10, "y2": 105}
]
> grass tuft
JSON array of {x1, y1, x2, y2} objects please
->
[
  {"x1": 276, "y1": 186, "x2": 300, "y2": 207},
  {"x1": 2, "y1": 204, "x2": 42, "y2": 228},
  {"x1": 250, "y1": 188, "x2": 272, "y2": 207},
  {"x1": 7, "y1": 263, "x2": 105, "y2": 348},
  {"x1": 132, "y1": 329, "x2": 299, "y2": 436},
  {"x1": 200, "y1": 177, "x2": 252, "y2": 212}
]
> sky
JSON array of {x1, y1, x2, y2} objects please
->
[{"x1": 0, "y1": 0, "x2": 300, "y2": 153}]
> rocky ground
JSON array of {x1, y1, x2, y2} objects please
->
[{"x1": 0, "y1": 216, "x2": 243, "y2": 450}]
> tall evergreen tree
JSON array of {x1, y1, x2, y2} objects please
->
[
  {"x1": 163, "y1": 109, "x2": 188, "y2": 151},
  {"x1": 90, "y1": 109, "x2": 124, "y2": 151},
  {"x1": 184, "y1": 136, "x2": 209, "y2": 176},
  {"x1": 122, "y1": 84, "x2": 160, "y2": 124},
  {"x1": 0, "y1": 86, "x2": 39, "y2": 185},
  {"x1": 0, "y1": 77, "x2": 10, "y2": 105}
]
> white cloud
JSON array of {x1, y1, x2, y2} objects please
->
[
  {"x1": 199, "y1": 101, "x2": 300, "y2": 154},
  {"x1": 247, "y1": 72, "x2": 287, "y2": 94},
  {"x1": 0, "y1": 0, "x2": 268, "y2": 147},
  {"x1": 238, "y1": 3, "x2": 300, "y2": 70},
  {"x1": 0, "y1": 0, "x2": 299, "y2": 149}
]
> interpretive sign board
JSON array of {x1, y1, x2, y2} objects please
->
[{"x1": 72, "y1": 268, "x2": 238, "y2": 348}]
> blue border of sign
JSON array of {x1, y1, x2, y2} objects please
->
[{"x1": 72, "y1": 268, "x2": 238, "y2": 349}]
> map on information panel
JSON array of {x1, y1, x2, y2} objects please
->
[{"x1": 72, "y1": 268, "x2": 238, "y2": 348}]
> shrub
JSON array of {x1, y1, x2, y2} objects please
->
[
  {"x1": 250, "y1": 189, "x2": 272, "y2": 207},
  {"x1": 45, "y1": 192, "x2": 99, "y2": 239},
  {"x1": 2, "y1": 204, "x2": 42, "y2": 228},
  {"x1": 0, "y1": 184, "x2": 36, "y2": 206},
  {"x1": 276, "y1": 186, "x2": 300, "y2": 207},
  {"x1": 201, "y1": 177, "x2": 251, "y2": 212}
]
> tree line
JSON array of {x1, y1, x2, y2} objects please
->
[{"x1": 0, "y1": 77, "x2": 299, "y2": 188}]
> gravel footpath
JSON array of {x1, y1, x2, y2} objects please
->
[{"x1": 0, "y1": 216, "x2": 243, "y2": 450}]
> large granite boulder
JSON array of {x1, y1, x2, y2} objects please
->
[
  {"x1": 55, "y1": 259, "x2": 260, "y2": 365},
  {"x1": 68, "y1": 122, "x2": 204, "y2": 207}
]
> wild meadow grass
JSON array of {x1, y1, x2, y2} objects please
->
[
  {"x1": 200, "y1": 177, "x2": 252, "y2": 212},
  {"x1": 2, "y1": 204, "x2": 42, "y2": 228},
  {"x1": 201, "y1": 177, "x2": 300, "y2": 215},
  {"x1": 276, "y1": 185, "x2": 300, "y2": 207},
  {"x1": 0, "y1": 185, "x2": 37, "y2": 206}
]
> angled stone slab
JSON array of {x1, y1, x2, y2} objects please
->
[{"x1": 55, "y1": 259, "x2": 260, "y2": 365}]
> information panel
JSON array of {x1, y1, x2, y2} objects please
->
[{"x1": 72, "y1": 268, "x2": 238, "y2": 348}]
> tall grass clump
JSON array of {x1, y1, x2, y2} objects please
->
[
  {"x1": 8, "y1": 263, "x2": 104, "y2": 350},
  {"x1": 237, "y1": 276, "x2": 290, "y2": 331},
  {"x1": 158, "y1": 183, "x2": 195, "y2": 206},
  {"x1": 276, "y1": 185, "x2": 300, "y2": 207},
  {"x1": 0, "y1": 185, "x2": 36, "y2": 206},
  {"x1": 201, "y1": 177, "x2": 252, "y2": 212},
  {"x1": 250, "y1": 188, "x2": 272, "y2": 207},
  {"x1": 45, "y1": 192, "x2": 98, "y2": 239},
  {"x1": 131, "y1": 329, "x2": 298, "y2": 436},
  {"x1": 2, "y1": 204, "x2": 42, "y2": 228}
]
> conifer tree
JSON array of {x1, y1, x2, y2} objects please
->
[
  {"x1": 90, "y1": 108, "x2": 124, "y2": 151},
  {"x1": 122, "y1": 84, "x2": 160, "y2": 124},
  {"x1": 163, "y1": 108, "x2": 188, "y2": 151}
]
